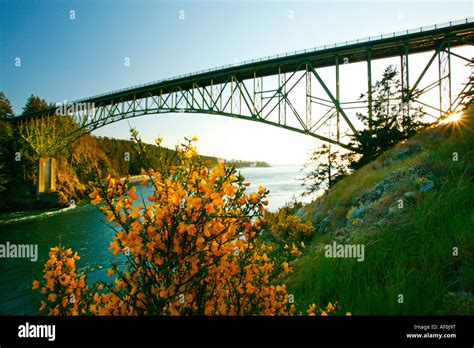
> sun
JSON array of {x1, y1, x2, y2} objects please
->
[{"x1": 440, "y1": 112, "x2": 462, "y2": 125}]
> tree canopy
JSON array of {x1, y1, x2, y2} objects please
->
[
  {"x1": 0, "y1": 92, "x2": 14, "y2": 119},
  {"x1": 349, "y1": 65, "x2": 426, "y2": 169},
  {"x1": 22, "y1": 94, "x2": 55, "y2": 115}
]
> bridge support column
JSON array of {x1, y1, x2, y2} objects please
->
[
  {"x1": 37, "y1": 157, "x2": 56, "y2": 196},
  {"x1": 401, "y1": 45, "x2": 410, "y2": 130},
  {"x1": 438, "y1": 39, "x2": 452, "y2": 117},
  {"x1": 278, "y1": 67, "x2": 287, "y2": 125},
  {"x1": 306, "y1": 64, "x2": 312, "y2": 130},
  {"x1": 335, "y1": 56, "x2": 340, "y2": 142},
  {"x1": 367, "y1": 50, "x2": 373, "y2": 129}
]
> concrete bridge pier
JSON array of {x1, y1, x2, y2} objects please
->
[{"x1": 36, "y1": 157, "x2": 56, "y2": 196}]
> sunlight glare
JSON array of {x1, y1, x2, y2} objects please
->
[{"x1": 440, "y1": 112, "x2": 462, "y2": 125}]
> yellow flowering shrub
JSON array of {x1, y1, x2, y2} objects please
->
[
  {"x1": 32, "y1": 246, "x2": 92, "y2": 315},
  {"x1": 263, "y1": 208, "x2": 314, "y2": 243},
  {"x1": 307, "y1": 301, "x2": 338, "y2": 316},
  {"x1": 33, "y1": 136, "x2": 342, "y2": 316}
]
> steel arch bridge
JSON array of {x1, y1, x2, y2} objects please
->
[{"x1": 12, "y1": 18, "x2": 474, "y2": 156}]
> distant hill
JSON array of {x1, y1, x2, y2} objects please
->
[
  {"x1": 288, "y1": 106, "x2": 474, "y2": 315},
  {"x1": 93, "y1": 135, "x2": 270, "y2": 178}
]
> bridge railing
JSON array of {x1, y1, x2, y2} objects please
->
[{"x1": 72, "y1": 17, "x2": 472, "y2": 105}]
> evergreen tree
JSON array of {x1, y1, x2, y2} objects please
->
[
  {"x1": 0, "y1": 120, "x2": 13, "y2": 191},
  {"x1": 300, "y1": 144, "x2": 350, "y2": 196},
  {"x1": 22, "y1": 94, "x2": 54, "y2": 115},
  {"x1": 0, "y1": 92, "x2": 14, "y2": 119},
  {"x1": 460, "y1": 60, "x2": 473, "y2": 110},
  {"x1": 349, "y1": 65, "x2": 426, "y2": 169}
]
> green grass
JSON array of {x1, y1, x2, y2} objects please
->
[{"x1": 289, "y1": 108, "x2": 474, "y2": 315}]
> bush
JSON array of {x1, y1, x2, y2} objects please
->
[
  {"x1": 33, "y1": 137, "x2": 338, "y2": 315},
  {"x1": 32, "y1": 247, "x2": 92, "y2": 315},
  {"x1": 263, "y1": 208, "x2": 314, "y2": 244}
]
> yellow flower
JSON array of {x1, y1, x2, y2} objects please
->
[
  {"x1": 192, "y1": 135, "x2": 198, "y2": 142},
  {"x1": 245, "y1": 283, "x2": 255, "y2": 295},
  {"x1": 346, "y1": 312, "x2": 352, "y2": 316},
  {"x1": 39, "y1": 301, "x2": 47, "y2": 312},
  {"x1": 128, "y1": 187, "x2": 138, "y2": 202},
  {"x1": 106, "y1": 210, "x2": 115, "y2": 222},
  {"x1": 169, "y1": 305, "x2": 180, "y2": 316},
  {"x1": 91, "y1": 195, "x2": 102, "y2": 205},
  {"x1": 32, "y1": 280, "x2": 40, "y2": 290},
  {"x1": 249, "y1": 192, "x2": 259, "y2": 204},
  {"x1": 189, "y1": 197, "x2": 202, "y2": 209},
  {"x1": 106, "y1": 269, "x2": 115, "y2": 277},
  {"x1": 307, "y1": 303, "x2": 317, "y2": 315}
]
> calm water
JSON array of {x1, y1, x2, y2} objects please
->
[{"x1": 0, "y1": 165, "x2": 310, "y2": 315}]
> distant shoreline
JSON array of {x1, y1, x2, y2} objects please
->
[{"x1": 120, "y1": 163, "x2": 273, "y2": 184}]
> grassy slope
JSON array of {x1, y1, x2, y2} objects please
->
[{"x1": 288, "y1": 107, "x2": 474, "y2": 315}]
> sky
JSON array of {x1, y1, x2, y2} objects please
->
[{"x1": 1, "y1": 0, "x2": 472, "y2": 164}]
